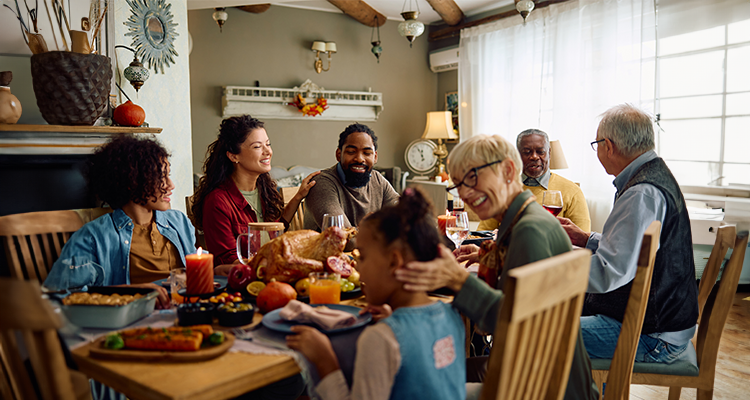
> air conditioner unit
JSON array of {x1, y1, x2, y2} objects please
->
[{"x1": 429, "y1": 46, "x2": 459, "y2": 73}]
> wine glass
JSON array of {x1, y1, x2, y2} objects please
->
[
  {"x1": 542, "y1": 190, "x2": 564, "y2": 217},
  {"x1": 446, "y1": 211, "x2": 470, "y2": 250},
  {"x1": 322, "y1": 214, "x2": 345, "y2": 230}
]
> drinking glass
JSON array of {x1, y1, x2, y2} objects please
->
[
  {"x1": 446, "y1": 211, "x2": 470, "y2": 249},
  {"x1": 542, "y1": 190, "x2": 564, "y2": 217},
  {"x1": 308, "y1": 272, "x2": 341, "y2": 304},
  {"x1": 322, "y1": 214, "x2": 345, "y2": 230},
  {"x1": 169, "y1": 268, "x2": 187, "y2": 306}
]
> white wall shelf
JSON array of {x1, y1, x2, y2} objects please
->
[
  {"x1": 222, "y1": 79, "x2": 384, "y2": 121},
  {"x1": 0, "y1": 124, "x2": 162, "y2": 154}
]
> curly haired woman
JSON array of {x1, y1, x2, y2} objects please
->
[
  {"x1": 44, "y1": 135, "x2": 196, "y2": 308},
  {"x1": 192, "y1": 115, "x2": 318, "y2": 269}
]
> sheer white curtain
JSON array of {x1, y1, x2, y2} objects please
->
[{"x1": 458, "y1": 0, "x2": 655, "y2": 230}]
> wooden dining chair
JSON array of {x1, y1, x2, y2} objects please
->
[
  {"x1": 0, "y1": 278, "x2": 90, "y2": 400},
  {"x1": 696, "y1": 225, "x2": 735, "y2": 324},
  {"x1": 628, "y1": 229, "x2": 748, "y2": 400},
  {"x1": 589, "y1": 221, "x2": 661, "y2": 400},
  {"x1": 0, "y1": 210, "x2": 86, "y2": 283},
  {"x1": 281, "y1": 186, "x2": 306, "y2": 231},
  {"x1": 480, "y1": 250, "x2": 592, "y2": 400}
]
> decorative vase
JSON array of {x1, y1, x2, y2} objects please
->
[
  {"x1": 30, "y1": 51, "x2": 113, "y2": 126},
  {"x1": 0, "y1": 86, "x2": 22, "y2": 124}
]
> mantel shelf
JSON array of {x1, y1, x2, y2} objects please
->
[{"x1": 0, "y1": 124, "x2": 163, "y2": 155}]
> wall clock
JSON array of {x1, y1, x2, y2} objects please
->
[{"x1": 405, "y1": 139, "x2": 438, "y2": 176}]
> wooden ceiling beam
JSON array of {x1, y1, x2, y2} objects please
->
[
  {"x1": 425, "y1": 0, "x2": 464, "y2": 26},
  {"x1": 429, "y1": 0, "x2": 572, "y2": 42},
  {"x1": 327, "y1": 0, "x2": 387, "y2": 27},
  {"x1": 236, "y1": 4, "x2": 271, "y2": 14}
]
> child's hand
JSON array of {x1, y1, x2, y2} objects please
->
[
  {"x1": 361, "y1": 304, "x2": 392, "y2": 322},
  {"x1": 286, "y1": 326, "x2": 340, "y2": 379}
]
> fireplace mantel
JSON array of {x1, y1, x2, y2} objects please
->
[{"x1": 0, "y1": 124, "x2": 162, "y2": 155}]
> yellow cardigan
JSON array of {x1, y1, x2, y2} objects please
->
[{"x1": 477, "y1": 172, "x2": 592, "y2": 232}]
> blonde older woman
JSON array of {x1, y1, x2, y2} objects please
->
[{"x1": 395, "y1": 134, "x2": 598, "y2": 400}]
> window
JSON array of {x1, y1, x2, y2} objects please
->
[{"x1": 656, "y1": 18, "x2": 750, "y2": 186}]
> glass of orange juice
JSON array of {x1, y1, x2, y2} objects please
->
[
  {"x1": 308, "y1": 272, "x2": 341, "y2": 304},
  {"x1": 169, "y1": 268, "x2": 187, "y2": 306}
]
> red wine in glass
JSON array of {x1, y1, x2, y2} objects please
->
[{"x1": 543, "y1": 205, "x2": 563, "y2": 216}]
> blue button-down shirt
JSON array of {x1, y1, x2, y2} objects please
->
[
  {"x1": 44, "y1": 208, "x2": 196, "y2": 291},
  {"x1": 586, "y1": 150, "x2": 694, "y2": 344}
]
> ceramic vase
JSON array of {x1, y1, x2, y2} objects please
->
[{"x1": 0, "y1": 87, "x2": 22, "y2": 124}]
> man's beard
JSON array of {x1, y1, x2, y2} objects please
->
[{"x1": 344, "y1": 164, "x2": 372, "y2": 188}]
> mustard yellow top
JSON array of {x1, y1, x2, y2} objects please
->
[
  {"x1": 477, "y1": 172, "x2": 592, "y2": 232},
  {"x1": 129, "y1": 221, "x2": 181, "y2": 284}
]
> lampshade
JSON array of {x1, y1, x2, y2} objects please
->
[
  {"x1": 325, "y1": 42, "x2": 337, "y2": 53},
  {"x1": 549, "y1": 140, "x2": 569, "y2": 169},
  {"x1": 311, "y1": 41, "x2": 326, "y2": 52},
  {"x1": 421, "y1": 111, "x2": 458, "y2": 140}
]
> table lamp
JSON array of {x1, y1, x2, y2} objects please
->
[
  {"x1": 549, "y1": 140, "x2": 569, "y2": 170},
  {"x1": 422, "y1": 111, "x2": 458, "y2": 176}
]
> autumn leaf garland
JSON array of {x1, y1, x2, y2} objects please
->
[{"x1": 289, "y1": 93, "x2": 329, "y2": 117}]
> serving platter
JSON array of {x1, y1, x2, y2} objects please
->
[{"x1": 88, "y1": 332, "x2": 235, "y2": 362}]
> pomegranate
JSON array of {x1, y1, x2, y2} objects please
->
[
  {"x1": 256, "y1": 281, "x2": 296, "y2": 314},
  {"x1": 113, "y1": 101, "x2": 145, "y2": 127}
]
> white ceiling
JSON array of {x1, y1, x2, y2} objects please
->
[{"x1": 187, "y1": 0, "x2": 515, "y2": 24}]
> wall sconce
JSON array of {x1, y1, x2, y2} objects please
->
[
  {"x1": 312, "y1": 41, "x2": 336, "y2": 73},
  {"x1": 115, "y1": 45, "x2": 149, "y2": 92}
]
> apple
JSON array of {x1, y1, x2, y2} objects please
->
[{"x1": 228, "y1": 264, "x2": 255, "y2": 291}]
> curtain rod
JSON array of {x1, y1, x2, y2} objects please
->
[{"x1": 429, "y1": 0, "x2": 574, "y2": 42}]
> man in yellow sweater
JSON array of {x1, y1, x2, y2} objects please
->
[{"x1": 477, "y1": 129, "x2": 591, "y2": 231}]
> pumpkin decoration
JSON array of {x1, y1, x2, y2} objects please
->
[{"x1": 113, "y1": 101, "x2": 146, "y2": 127}]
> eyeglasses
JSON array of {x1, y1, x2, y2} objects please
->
[
  {"x1": 446, "y1": 160, "x2": 504, "y2": 192},
  {"x1": 590, "y1": 138, "x2": 606, "y2": 151}
]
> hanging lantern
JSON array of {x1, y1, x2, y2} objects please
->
[
  {"x1": 213, "y1": 8, "x2": 228, "y2": 32},
  {"x1": 123, "y1": 55, "x2": 149, "y2": 93},
  {"x1": 515, "y1": 0, "x2": 535, "y2": 22},
  {"x1": 371, "y1": 16, "x2": 382, "y2": 63},
  {"x1": 398, "y1": 0, "x2": 424, "y2": 47}
]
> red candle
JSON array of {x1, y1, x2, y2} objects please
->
[
  {"x1": 437, "y1": 214, "x2": 456, "y2": 236},
  {"x1": 185, "y1": 249, "x2": 214, "y2": 295}
]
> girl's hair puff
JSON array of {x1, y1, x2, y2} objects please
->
[{"x1": 362, "y1": 188, "x2": 440, "y2": 262}]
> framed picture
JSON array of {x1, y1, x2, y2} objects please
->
[{"x1": 445, "y1": 91, "x2": 459, "y2": 138}]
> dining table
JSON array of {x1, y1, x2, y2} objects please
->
[{"x1": 67, "y1": 296, "x2": 371, "y2": 400}]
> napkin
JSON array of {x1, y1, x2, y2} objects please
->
[{"x1": 279, "y1": 300, "x2": 357, "y2": 330}]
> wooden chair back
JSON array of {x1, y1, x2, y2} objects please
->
[
  {"x1": 281, "y1": 187, "x2": 305, "y2": 231},
  {"x1": 630, "y1": 229, "x2": 748, "y2": 399},
  {"x1": 591, "y1": 221, "x2": 661, "y2": 400},
  {"x1": 696, "y1": 225, "x2": 735, "y2": 324},
  {"x1": 0, "y1": 210, "x2": 85, "y2": 283},
  {"x1": 185, "y1": 196, "x2": 207, "y2": 250},
  {"x1": 0, "y1": 278, "x2": 78, "y2": 400},
  {"x1": 480, "y1": 250, "x2": 592, "y2": 400}
]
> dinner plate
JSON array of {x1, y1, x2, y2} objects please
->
[{"x1": 262, "y1": 304, "x2": 371, "y2": 334}]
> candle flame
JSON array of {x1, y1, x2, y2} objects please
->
[
  {"x1": 446, "y1": 209, "x2": 449, "y2": 216},
  {"x1": 197, "y1": 247, "x2": 203, "y2": 255}
]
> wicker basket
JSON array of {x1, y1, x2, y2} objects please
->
[{"x1": 30, "y1": 52, "x2": 113, "y2": 126}]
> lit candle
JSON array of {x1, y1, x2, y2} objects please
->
[
  {"x1": 437, "y1": 211, "x2": 456, "y2": 236},
  {"x1": 185, "y1": 248, "x2": 214, "y2": 295}
]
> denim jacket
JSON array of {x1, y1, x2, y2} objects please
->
[{"x1": 43, "y1": 209, "x2": 196, "y2": 291}]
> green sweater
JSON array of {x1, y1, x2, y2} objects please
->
[{"x1": 453, "y1": 190, "x2": 599, "y2": 400}]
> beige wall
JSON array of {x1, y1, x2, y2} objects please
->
[
  {"x1": 437, "y1": 69, "x2": 458, "y2": 111},
  {"x1": 188, "y1": 6, "x2": 437, "y2": 175}
]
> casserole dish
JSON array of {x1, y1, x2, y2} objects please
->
[{"x1": 60, "y1": 286, "x2": 158, "y2": 329}]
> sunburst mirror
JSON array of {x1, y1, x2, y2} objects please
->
[{"x1": 124, "y1": 0, "x2": 179, "y2": 74}]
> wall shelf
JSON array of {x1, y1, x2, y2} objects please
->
[
  {"x1": 222, "y1": 79, "x2": 384, "y2": 121},
  {"x1": 0, "y1": 124, "x2": 162, "y2": 155}
]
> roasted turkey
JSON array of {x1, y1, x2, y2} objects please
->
[{"x1": 251, "y1": 227, "x2": 354, "y2": 283}]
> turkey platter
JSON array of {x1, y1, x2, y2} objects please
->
[{"x1": 250, "y1": 227, "x2": 354, "y2": 283}]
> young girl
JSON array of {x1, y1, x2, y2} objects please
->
[{"x1": 286, "y1": 188, "x2": 466, "y2": 400}]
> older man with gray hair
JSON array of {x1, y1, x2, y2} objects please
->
[
  {"x1": 560, "y1": 104, "x2": 698, "y2": 366},
  {"x1": 477, "y1": 129, "x2": 591, "y2": 231}
]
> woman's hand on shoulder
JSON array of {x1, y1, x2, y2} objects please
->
[
  {"x1": 360, "y1": 303, "x2": 392, "y2": 322},
  {"x1": 286, "y1": 325, "x2": 340, "y2": 378},
  {"x1": 295, "y1": 171, "x2": 321, "y2": 200},
  {"x1": 395, "y1": 244, "x2": 470, "y2": 293}
]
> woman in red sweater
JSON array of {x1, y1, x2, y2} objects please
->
[{"x1": 192, "y1": 115, "x2": 317, "y2": 270}]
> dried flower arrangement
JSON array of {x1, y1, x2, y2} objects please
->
[{"x1": 289, "y1": 94, "x2": 329, "y2": 117}]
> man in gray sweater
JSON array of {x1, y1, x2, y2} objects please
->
[{"x1": 304, "y1": 123, "x2": 399, "y2": 236}]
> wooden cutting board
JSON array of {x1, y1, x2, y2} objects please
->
[{"x1": 88, "y1": 332, "x2": 235, "y2": 362}]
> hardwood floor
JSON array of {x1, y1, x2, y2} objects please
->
[{"x1": 629, "y1": 290, "x2": 750, "y2": 400}]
